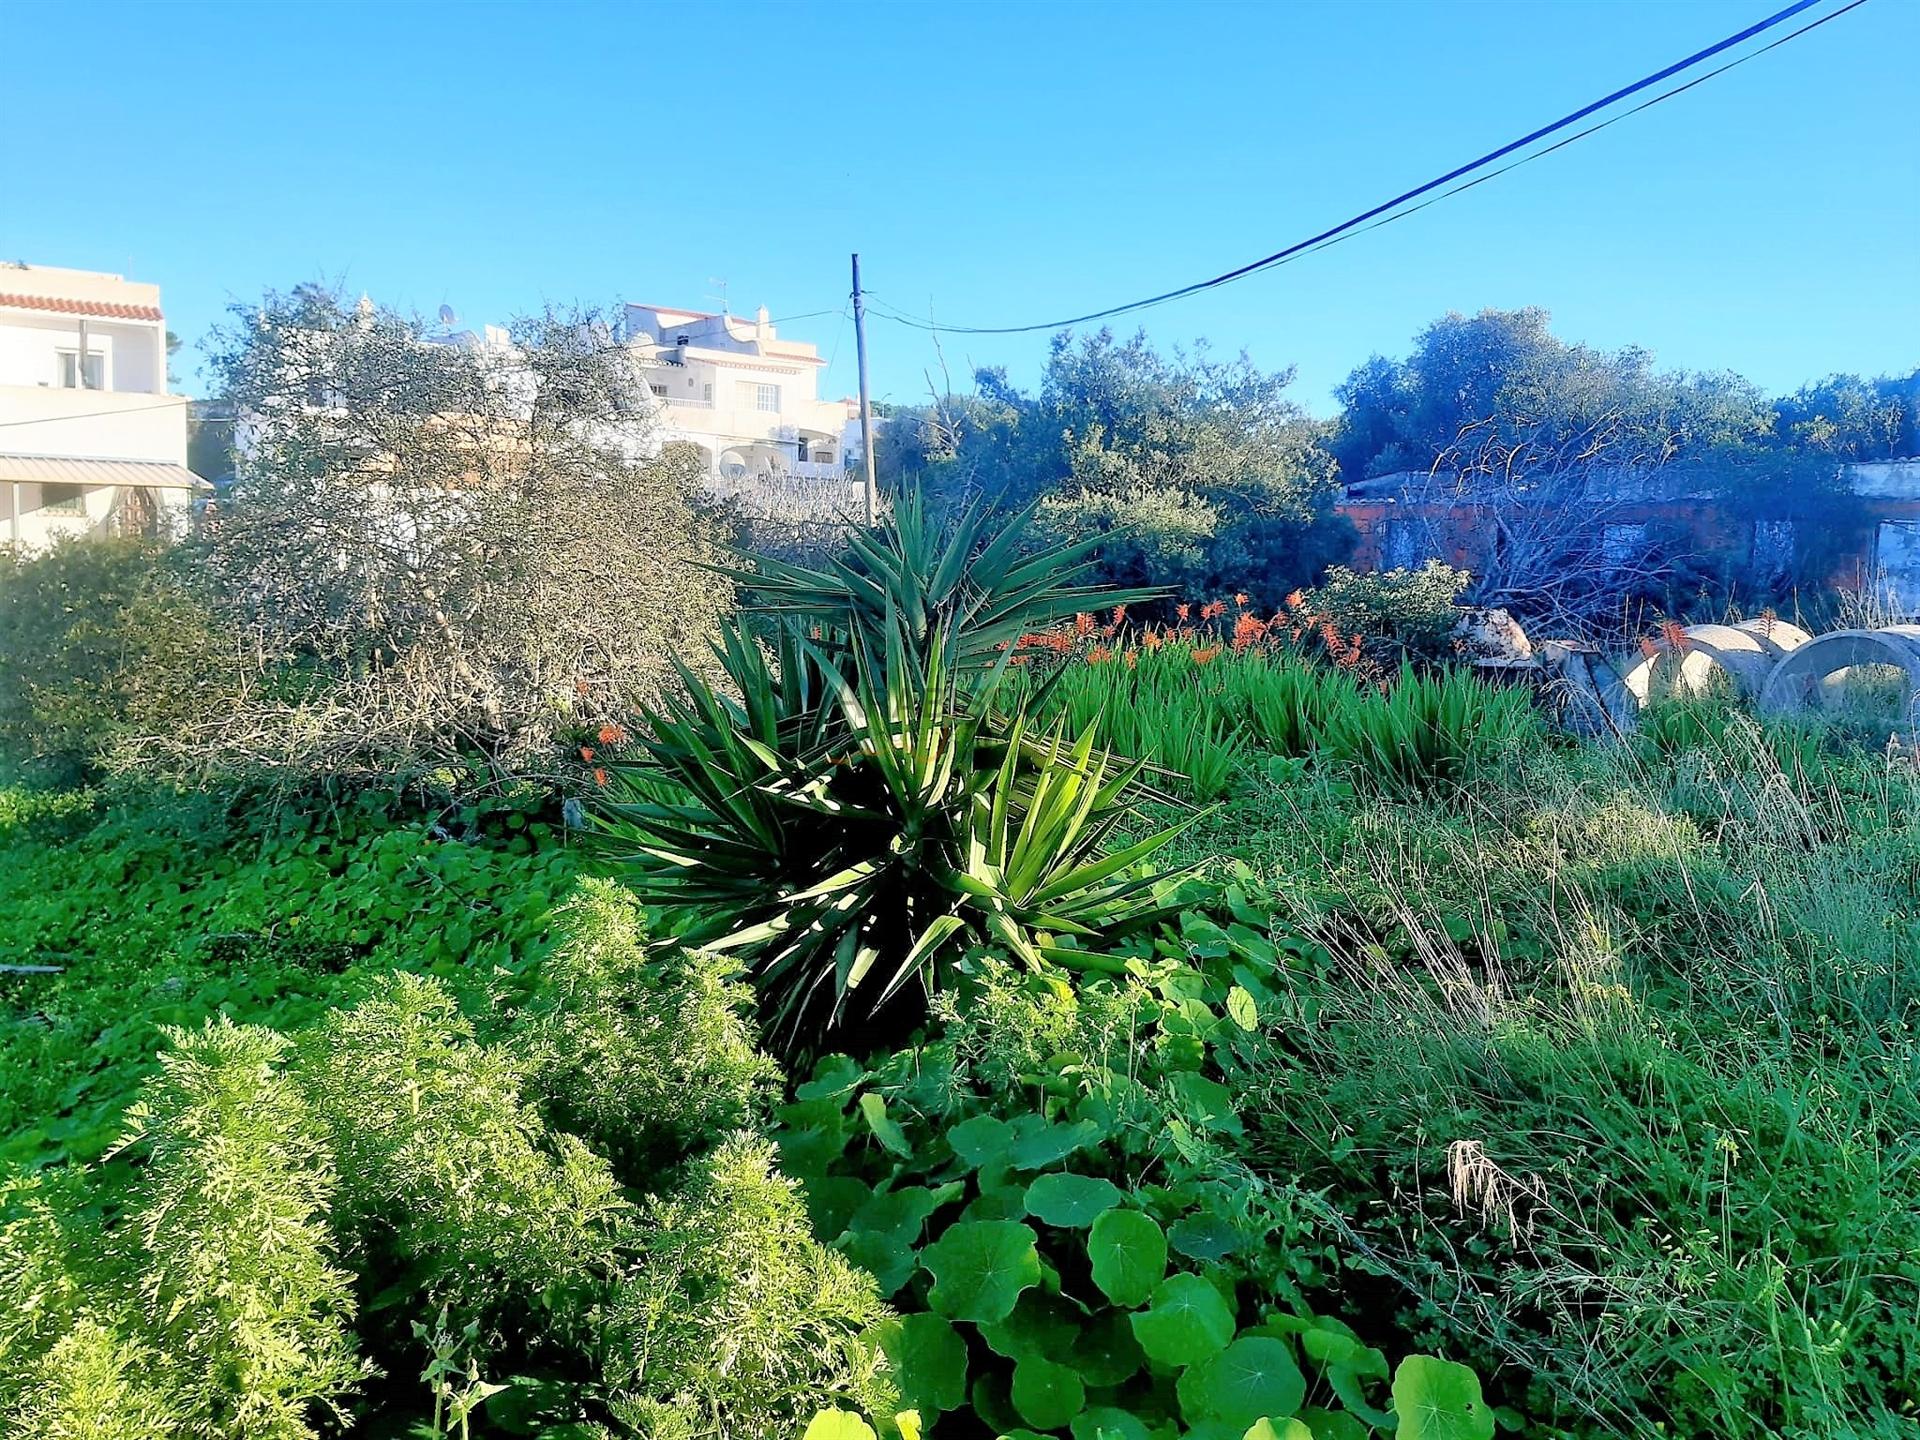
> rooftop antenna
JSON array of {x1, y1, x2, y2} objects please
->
[
  {"x1": 437, "y1": 303, "x2": 458, "y2": 330},
  {"x1": 705, "y1": 277, "x2": 729, "y2": 316}
]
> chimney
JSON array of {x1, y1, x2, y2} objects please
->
[{"x1": 756, "y1": 304, "x2": 771, "y2": 342}]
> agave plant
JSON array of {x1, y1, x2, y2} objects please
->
[{"x1": 594, "y1": 498, "x2": 1192, "y2": 1056}]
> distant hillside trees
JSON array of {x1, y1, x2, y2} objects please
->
[{"x1": 878, "y1": 329, "x2": 1351, "y2": 609}]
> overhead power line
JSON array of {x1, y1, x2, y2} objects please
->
[{"x1": 870, "y1": 0, "x2": 1866, "y2": 337}]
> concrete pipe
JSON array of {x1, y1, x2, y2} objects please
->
[
  {"x1": 1756, "y1": 628, "x2": 1920, "y2": 718},
  {"x1": 1618, "y1": 621, "x2": 1806, "y2": 706}
]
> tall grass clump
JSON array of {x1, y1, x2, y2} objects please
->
[
  {"x1": 1237, "y1": 715, "x2": 1920, "y2": 1437},
  {"x1": 1317, "y1": 663, "x2": 1539, "y2": 795}
]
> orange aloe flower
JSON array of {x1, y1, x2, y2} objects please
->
[
  {"x1": 1176, "y1": 603, "x2": 1191, "y2": 621},
  {"x1": 1111, "y1": 604, "x2": 1128, "y2": 625},
  {"x1": 1141, "y1": 628, "x2": 1164, "y2": 651},
  {"x1": 593, "y1": 767, "x2": 608, "y2": 786},
  {"x1": 1192, "y1": 645, "x2": 1221, "y2": 665},
  {"x1": 1284, "y1": 589, "x2": 1306, "y2": 612},
  {"x1": 1074, "y1": 612, "x2": 1096, "y2": 636},
  {"x1": 597, "y1": 723, "x2": 628, "y2": 746},
  {"x1": 1200, "y1": 600, "x2": 1225, "y2": 621},
  {"x1": 1233, "y1": 592, "x2": 1250, "y2": 608},
  {"x1": 580, "y1": 746, "x2": 595, "y2": 762},
  {"x1": 1088, "y1": 645, "x2": 1114, "y2": 664},
  {"x1": 1124, "y1": 649, "x2": 1138, "y2": 669}
]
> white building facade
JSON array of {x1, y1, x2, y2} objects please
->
[
  {"x1": 0, "y1": 263, "x2": 203, "y2": 549},
  {"x1": 621, "y1": 303, "x2": 863, "y2": 491}
]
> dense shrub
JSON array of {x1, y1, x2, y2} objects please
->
[
  {"x1": 1297, "y1": 561, "x2": 1470, "y2": 666},
  {"x1": 301, "y1": 974, "x2": 631, "y2": 1354},
  {"x1": 0, "y1": 536, "x2": 239, "y2": 780},
  {"x1": 605, "y1": 1136, "x2": 895, "y2": 1438},
  {"x1": 514, "y1": 879, "x2": 779, "y2": 1182},
  {"x1": 117, "y1": 1019, "x2": 369, "y2": 1437}
]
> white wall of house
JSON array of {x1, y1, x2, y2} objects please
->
[
  {"x1": 621, "y1": 303, "x2": 861, "y2": 487},
  {"x1": 0, "y1": 263, "x2": 198, "y2": 549}
]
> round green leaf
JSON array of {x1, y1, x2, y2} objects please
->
[
  {"x1": 979, "y1": 1291, "x2": 1082, "y2": 1361},
  {"x1": 1087, "y1": 1208, "x2": 1167, "y2": 1308},
  {"x1": 1070, "y1": 1405, "x2": 1153, "y2": 1440},
  {"x1": 876, "y1": 1312, "x2": 968, "y2": 1416},
  {"x1": 1069, "y1": 1308, "x2": 1146, "y2": 1388},
  {"x1": 948, "y1": 1113, "x2": 1013, "y2": 1170},
  {"x1": 921, "y1": 1219, "x2": 1041, "y2": 1324},
  {"x1": 1128, "y1": 1271, "x2": 1236, "y2": 1368},
  {"x1": 1177, "y1": 1337, "x2": 1306, "y2": 1429},
  {"x1": 1244, "y1": 1421, "x2": 1314, "y2": 1440},
  {"x1": 1391, "y1": 1355, "x2": 1494, "y2": 1440},
  {"x1": 1025, "y1": 1172, "x2": 1124, "y2": 1228},
  {"x1": 802, "y1": 1411, "x2": 876, "y2": 1440},
  {"x1": 1011, "y1": 1354, "x2": 1086, "y2": 1431}
]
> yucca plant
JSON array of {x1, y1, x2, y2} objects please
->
[{"x1": 595, "y1": 498, "x2": 1193, "y2": 1057}]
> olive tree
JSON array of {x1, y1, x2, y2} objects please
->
[{"x1": 168, "y1": 286, "x2": 732, "y2": 784}]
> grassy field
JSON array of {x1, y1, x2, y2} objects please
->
[{"x1": 1, "y1": 639, "x2": 1915, "y2": 1438}]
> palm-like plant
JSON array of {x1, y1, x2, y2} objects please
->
[{"x1": 594, "y1": 498, "x2": 1192, "y2": 1057}]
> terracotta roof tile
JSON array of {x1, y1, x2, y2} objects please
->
[{"x1": 0, "y1": 292, "x2": 164, "y2": 322}]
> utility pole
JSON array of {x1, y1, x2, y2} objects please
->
[{"x1": 851, "y1": 253, "x2": 877, "y2": 527}]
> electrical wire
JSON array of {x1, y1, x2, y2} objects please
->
[{"x1": 868, "y1": 0, "x2": 1863, "y2": 337}]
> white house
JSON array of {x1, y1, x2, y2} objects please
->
[
  {"x1": 621, "y1": 303, "x2": 864, "y2": 491},
  {"x1": 0, "y1": 263, "x2": 203, "y2": 548}
]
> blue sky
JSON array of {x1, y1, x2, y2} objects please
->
[{"x1": 2, "y1": 0, "x2": 1913, "y2": 415}]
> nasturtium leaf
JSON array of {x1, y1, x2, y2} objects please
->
[
  {"x1": 1177, "y1": 1337, "x2": 1306, "y2": 1429},
  {"x1": 876, "y1": 1313, "x2": 968, "y2": 1415},
  {"x1": 1007, "y1": 1114, "x2": 1101, "y2": 1169},
  {"x1": 859, "y1": 1092, "x2": 913, "y2": 1157},
  {"x1": 801, "y1": 1175, "x2": 869, "y2": 1242},
  {"x1": 1226, "y1": 984, "x2": 1259, "y2": 1031},
  {"x1": 1243, "y1": 1420, "x2": 1314, "y2": 1440},
  {"x1": 1129, "y1": 1272, "x2": 1236, "y2": 1368},
  {"x1": 962, "y1": 1184, "x2": 1029, "y2": 1223},
  {"x1": 1164, "y1": 1071, "x2": 1243, "y2": 1137},
  {"x1": 921, "y1": 1220, "x2": 1041, "y2": 1324},
  {"x1": 1025, "y1": 1172, "x2": 1124, "y2": 1227},
  {"x1": 1390, "y1": 1355, "x2": 1494, "y2": 1440},
  {"x1": 1169, "y1": 1210, "x2": 1240, "y2": 1262},
  {"x1": 1070, "y1": 1404, "x2": 1154, "y2": 1440},
  {"x1": 801, "y1": 1411, "x2": 875, "y2": 1440},
  {"x1": 979, "y1": 1290, "x2": 1083, "y2": 1361},
  {"x1": 1069, "y1": 1308, "x2": 1146, "y2": 1387},
  {"x1": 840, "y1": 1225, "x2": 917, "y2": 1296},
  {"x1": 1010, "y1": 1354, "x2": 1086, "y2": 1431},
  {"x1": 1087, "y1": 1208, "x2": 1167, "y2": 1308},
  {"x1": 795, "y1": 1053, "x2": 864, "y2": 1100},
  {"x1": 948, "y1": 1113, "x2": 1013, "y2": 1170},
  {"x1": 850, "y1": 1185, "x2": 941, "y2": 1242},
  {"x1": 1297, "y1": 1406, "x2": 1371, "y2": 1440}
]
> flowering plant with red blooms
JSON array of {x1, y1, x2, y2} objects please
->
[
  {"x1": 597, "y1": 723, "x2": 628, "y2": 746},
  {"x1": 1087, "y1": 646, "x2": 1114, "y2": 665}
]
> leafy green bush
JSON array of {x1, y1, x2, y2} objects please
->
[
  {"x1": 0, "y1": 536, "x2": 239, "y2": 781},
  {"x1": 0, "y1": 783, "x2": 577, "y2": 1172},
  {"x1": 1299, "y1": 561, "x2": 1469, "y2": 665},
  {"x1": 596, "y1": 496, "x2": 1191, "y2": 1056},
  {"x1": 4, "y1": 1318, "x2": 180, "y2": 1440}
]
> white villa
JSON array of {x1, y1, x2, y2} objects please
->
[
  {"x1": 0, "y1": 263, "x2": 203, "y2": 548},
  {"x1": 621, "y1": 303, "x2": 862, "y2": 488}
]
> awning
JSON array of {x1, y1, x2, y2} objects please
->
[{"x1": 0, "y1": 454, "x2": 207, "y2": 491}]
